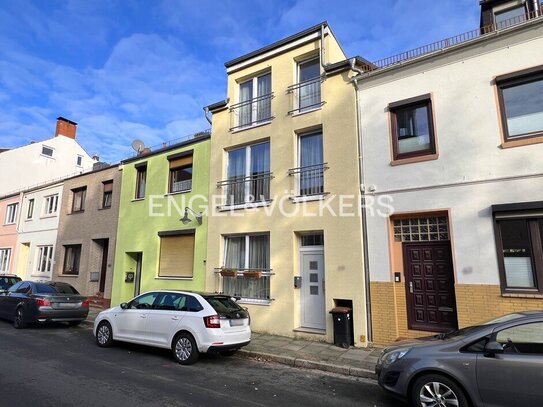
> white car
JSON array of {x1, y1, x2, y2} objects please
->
[{"x1": 93, "y1": 290, "x2": 251, "y2": 364}]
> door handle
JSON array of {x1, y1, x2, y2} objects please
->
[
  {"x1": 409, "y1": 282, "x2": 414, "y2": 294},
  {"x1": 140, "y1": 314, "x2": 146, "y2": 319},
  {"x1": 171, "y1": 316, "x2": 179, "y2": 321}
]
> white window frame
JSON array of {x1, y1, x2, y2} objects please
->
[
  {"x1": 36, "y1": 245, "x2": 54, "y2": 274},
  {"x1": 236, "y1": 71, "x2": 272, "y2": 129},
  {"x1": 295, "y1": 131, "x2": 325, "y2": 198},
  {"x1": 26, "y1": 199, "x2": 34, "y2": 220},
  {"x1": 41, "y1": 145, "x2": 55, "y2": 158},
  {"x1": 295, "y1": 56, "x2": 321, "y2": 113},
  {"x1": 43, "y1": 194, "x2": 59, "y2": 216},
  {"x1": 0, "y1": 248, "x2": 11, "y2": 272},
  {"x1": 76, "y1": 155, "x2": 83, "y2": 167},
  {"x1": 4, "y1": 203, "x2": 18, "y2": 225}
]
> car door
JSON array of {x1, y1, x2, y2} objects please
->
[
  {"x1": 0, "y1": 281, "x2": 21, "y2": 318},
  {"x1": 145, "y1": 293, "x2": 186, "y2": 346},
  {"x1": 476, "y1": 320, "x2": 543, "y2": 407},
  {"x1": 3, "y1": 282, "x2": 30, "y2": 319},
  {"x1": 113, "y1": 292, "x2": 160, "y2": 343}
]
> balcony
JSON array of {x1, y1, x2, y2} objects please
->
[
  {"x1": 216, "y1": 172, "x2": 273, "y2": 208},
  {"x1": 215, "y1": 268, "x2": 274, "y2": 302},
  {"x1": 288, "y1": 163, "x2": 329, "y2": 198},
  {"x1": 229, "y1": 93, "x2": 274, "y2": 131},
  {"x1": 287, "y1": 77, "x2": 324, "y2": 115},
  {"x1": 170, "y1": 179, "x2": 192, "y2": 193}
]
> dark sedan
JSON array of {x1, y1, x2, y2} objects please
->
[
  {"x1": 375, "y1": 311, "x2": 543, "y2": 407},
  {"x1": 0, "y1": 275, "x2": 21, "y2": 290},
  {"x1": 0, "y1": 281, "x2": 89, "y2": 328}
]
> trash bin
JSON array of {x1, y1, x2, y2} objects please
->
[{"x1": 329, "y1": 306, "x2": 353, "y2": 349}]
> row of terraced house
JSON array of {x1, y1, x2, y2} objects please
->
[{"x1": 1, "y1": 0, "x2": 543, "y2": 346}]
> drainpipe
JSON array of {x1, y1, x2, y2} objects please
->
[
  {"x1": 350, "y1": 61, "x2": 373, "y2": 345},
  {"x1": 532, "y1": 0, "x2": 541, "y2": 17},
  {"x1": 320, "y1": 24, "x2": 327, "y2": 69},
  {"x1": 203, "y1": 107, "x2": 212, "y2": 125}
]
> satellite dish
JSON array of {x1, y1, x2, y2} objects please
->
[{"x1": 131, "y1": 139, "x2": 145, "y2": 153}]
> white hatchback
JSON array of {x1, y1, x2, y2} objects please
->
[{"x1": 93, "y1": 290, "x2": 251, "y2": 364}]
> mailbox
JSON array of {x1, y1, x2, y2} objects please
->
[
  {"x1": 294, "y1": 276, "x2": 302, "y2": 288},
  {"x1": 125, "y1": 272, "x2": 135, "y2": 283}
]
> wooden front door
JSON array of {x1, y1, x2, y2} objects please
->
[{"x1": 403, "y1": 242, "x2": 458, "y2": 332}]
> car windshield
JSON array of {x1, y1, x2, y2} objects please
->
[
  {"x1": 438, "y1": 313, "x2": 528, "y2": 339},
  {"x1": 204, "y1": 296, "x2": 242, "y2": 313}
]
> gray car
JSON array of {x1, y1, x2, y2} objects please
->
[{"x1": 375, "y1": 311, "x2": 543, "y2": 407}]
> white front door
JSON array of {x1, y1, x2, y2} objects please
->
[{"x1": 300, "y1": 251, "x2": 326, "y2": 330}]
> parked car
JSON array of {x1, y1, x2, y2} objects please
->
[
  {"x1": 0, "y1": 281, "x2": 89, "y2": 328},
  {"x1": 0, "y1": 274, "x2": 21, "y2": 290},
  {"x1": 375, "y1": 311, "x2": 543, "y2": 407},
  {"x1": 94, "y1": 290, "x2": 251, "y2": 365}
]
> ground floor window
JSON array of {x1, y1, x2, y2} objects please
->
[
  {"x1": 63, "y1": 245, "x2": 82, "y2": 275},
  {"x1": 36, "y1": 245, "x2": 54, "y2": 274},
  {"x1": 223, "y1": 234, "x2": 270, "y2": 301},
  {"x1": 0, "y1": 248, "x2": 11, "y2": 272},
  {"x1": 158, "y1": 233, "x2": 195, "y2": 278}
]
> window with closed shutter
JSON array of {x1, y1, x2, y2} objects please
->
[{"x1": 159, "y1": 234, "x2": 195, "y2": 278}]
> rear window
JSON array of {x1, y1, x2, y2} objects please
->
[
  {"x1": 204, "y1": 296, "x2": 242, "y2": 313},
  {"x1": 34, "y1": 284, "x2": 58, "y2": 294},
  {"x1": 50, "y1": 283, "x2": 79, "y2": 294}
]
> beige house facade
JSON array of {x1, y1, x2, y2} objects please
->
[{"x1": 205, "y1": 23, "x2": 370, "y2": 346}]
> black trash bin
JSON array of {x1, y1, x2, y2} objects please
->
[{"x1": 329, "y1": 306, "x2": 353, "y2": 348}]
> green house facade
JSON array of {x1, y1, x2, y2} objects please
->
[{"x1": 111, "y1": 133, "x2": 211, "y2": 305}]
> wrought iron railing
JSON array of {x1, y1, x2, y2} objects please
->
[
  {"x1": 288, "y1": 163, "x2": 329, "y2": 197},
  {"x1": 216, "y1": 172, "x2": 273, "y2": 206},
  {"x1": 287, "y1": 77, "x2": 324, "y2": 115},
  {"x1": 215, "y1": 268, "x2": 274, "y2": 301},
  {"x1": 360, "y1": 9, "x2": 542, "y2": 73},
  {"x1": 128, "y1": 129, "x2": 211, "y2": 158},
  {"x1": 229, "y1": 93, "x2": 274, "y2": 131},
  {"x1": 171, "y1": 179, "x2": 192, "y2": 193}
]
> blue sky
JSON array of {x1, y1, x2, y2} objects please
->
[{"x1": 0, "y1": 0, "x2": 478, "y2": 163}]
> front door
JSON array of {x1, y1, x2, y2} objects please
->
[
  {"x1": 403, "y1": 242, "x2": 458, "y2": 332},
  {"x1": 134, "y1": 252, "x2": 142, "y2": 297},
  {"x1": 98, "y1": 239, "x2": 109, "y2": 293},
  {"x1": 300, "y1": 251, "x2": 325, "y2": 330}
]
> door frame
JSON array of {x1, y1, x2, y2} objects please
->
[
  {"x1": 299, "y1": 246, "x2": 325, "y2": 330},
  {"x1": 402, "y1": 240, "x2": 458, "y2": 333},
  {"x1": 134, "y1": 252, "x2": 143, "y2": 297},
  {"x1": 98, "y1": 239, "x2": 109, "y2": 293}
]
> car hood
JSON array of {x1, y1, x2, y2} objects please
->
[
  {"x1": 100, "y1": 305, "x2": 122, "y2": 315},
  {"x1": 381, "y1": 334, "x2": 446, "y2": 353}
]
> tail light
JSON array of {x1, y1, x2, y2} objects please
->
[
  {"x1": 204, "y1": 315, "x2": 221, "y2": 329},
  {"x1": 82, "y1": 299, "x2": 89, "y2": 307},
  {"x1": 36, "y1": 298, "x2": 51, "y2": 307}
]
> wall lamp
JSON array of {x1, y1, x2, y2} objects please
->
[{"x1": 180, "y1": 207, "x2": 203, "y2": 225}]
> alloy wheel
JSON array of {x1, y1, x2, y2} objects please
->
[
  {"x1": 175, "y1": 337, "x2": 193, "y2": 361},
  {"x1": 419, "y1": 381, "x2": 459, "y2": 407},
  {"x1": 97, "y1": 325, "x2": 110, "y2": 345}
]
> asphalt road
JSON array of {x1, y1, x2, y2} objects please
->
[{"x1": 0, "y1": 320, "x2": 401, "y2": 407}]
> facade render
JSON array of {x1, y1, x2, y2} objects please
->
[
  {"x1": 15, "y1": 182, "x2": 64, "y2": 281},
  {"x1": 53, "y1": 165, "x2": 121, "y2": 307},
  {"x1": 354, "y1": 6, "x2": 543, "y2": 345},
  {"x1": 0, "y1": 194, "x2": 21, "y2": 274},
  {"x1": 110, "y1": 132, "x2": 211, "y2": 305},
  {"x1": 204, "y1": 23, "x2": 370, "y2": 345},
  {"x1": 0, "y1": 117, "x2": 95, "y2": 196}
]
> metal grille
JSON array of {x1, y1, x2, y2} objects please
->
[{"x1": 393, "y1": 217, "x2": 449, "y2": 242}]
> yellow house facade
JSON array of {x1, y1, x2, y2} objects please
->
[{"x1": 205, "y1": 23, "x2": 370, "y2": 346}]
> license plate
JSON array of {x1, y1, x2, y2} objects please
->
[
  {"x1": 230, "y1": 319, "x2": 245, "y2": 327},
  {"x1": 57, "y1": 303, "x2": 79, "y2": 309}
]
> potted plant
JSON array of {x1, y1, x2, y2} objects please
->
[
  {"x1": 220, "y1": 268, "x2": 237, "y2": 277},
  {"x1": 243, "y1": 270, "x2": 262, "y2": 279}
]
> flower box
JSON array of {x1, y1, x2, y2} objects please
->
[
  {"x1": 220, "y1": 269, "x2": 237, "y2": 277},
  {"x1": 242, "y1": 271, "x2": 262, "y2": 279}
]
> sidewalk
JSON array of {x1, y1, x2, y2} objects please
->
[{"x1": 86, "y1": 307, "x2": 381, "y2": 379}]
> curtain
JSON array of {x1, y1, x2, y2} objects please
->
[
  {"x1": 257, "y1": 74, "x2": 271, "y2": 122},
  {"x1": 224, "y1": 237, "x2": 245, "y2": 297},
  {"x1": 227, "y1": 148, "x2": 246, "y2": 205},
  {"x1": 250, "y1": 142, "x2": 270, "y2": 201},
  {"x1": 244, "y1": 235, "x2": 270, "y2": 299},
  {"x1": 239, "y1": 80, "x2": 253, "y2": 126},
  {"x1": 300, "y1": 133, "x2": 323, "y2": 195}
]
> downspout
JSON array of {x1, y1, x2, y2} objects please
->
[
  {"x1": 320, "y1": 24, "x2": 327, "y2": 69},
  {"x1": 203, "y1": 107, "x2": 212, "y2": 125},
  {"x1": 532, "y1": 0, "x2": 541, "y2": 17},
  {"x1": 350, "y1": 58, "x2": 373, "y2": 345}
]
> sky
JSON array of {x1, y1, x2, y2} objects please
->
[{"x1": 0, "y1": 0, "x2": 479, "y2": 163}]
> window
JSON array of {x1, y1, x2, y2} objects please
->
[
  {"x1": 298, "y1": 58, "x2": 321, "y2": 111},
  {"x1": 41, "y1": 145, "x2": 54, "y2": 158},
  {"x1": 129, "y1": 292, "x2": 160, "y2": 309},
  {"x1": 71, "y1": 187, "x2": 86, "y2": 212},
  {"x1": 496, "y1": 68, "x2": 543, "y2": 141},
  {"x1": 4, "y1": 203, "x2": 18, "y2": 224},
  {"x1": 168, "y1": 155, "x2": 192, "y2": 193},
  {"x1": 226, "y1": 142, "x2": 271, "y2": 205},
  {"x1": 496, "y1": 322, "x2": 543, "y2": 354},
  {"x1": 76, "y1": 155, "x2": 83, "y2": 167},
  {"x1": 223, "y1": 234, "x2": 270, "y2": 301},
  {"x1": 389, "y1": 95, "x2": 436, "y2": 160},
  {"x1": 393, "y1": 216, "x2": 449, "y2": 242},
  {"x1": 36, "y1": 245, "x2": 54, "y2": 274},
  {"x1": 135, "y1": 164, "x2": 147, "y2": 199},
  {"x1": 296, "y1": 132, "x2": 325, "y2": 196},
  {"x1": 43, "y1": 194, "x2": 59, "y2": 215},
  {"x1": 158, "y1": 233, "x2": 195, "y2": 278},
  {"x1": 155, "y1": 293, "x2": 203, "y2": 312},
  {"x1": 27, "y1": 199, "x2": 34, "y2": 219},
  {"x1": 0, "y1": 248, "x2": 11, "y2": 272},
  {"x1": 236, "y1": 72, "x2": 272, "y2": 129},
  {"x1": 301, "y1": 233, "x2": 324, "y2": 246},
  {"x1": 495, "y1": 5, "x2": 526, "y2": 29},
  {"x1": 63, "y1": 245, "x2": 81, "y2": 275},
  {"x1": 102, "y1": 181, "x2": 113, "y2": 208}
]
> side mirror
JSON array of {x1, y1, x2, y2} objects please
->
[
  {"x1": 120, "y1": 302, "x2": 128, "y2": 309},
  {"x1": 485, "y1": 341, "x2": 504, "y2": 355}
]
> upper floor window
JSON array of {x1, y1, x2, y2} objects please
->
[
  {"x1": 289, "y1": 132, "x2": 328, "y2": 198},
  {"x1": 41, "y1": 145, "x2": 54, "y2": 158},
  {"x1": 298, "y1": 58, "x2": 321, "y2": 111},
  {"x1": 389, "y1": 94, "x2": 436, "y2": 161},
  {"x1": 43, "y1": 194, "x2": 59, "y2": 216},
  {"x1": 135, "y1": 164, "x2": 147, "y2": 199},
  {"x1": 222, "y1": 142, "x2": 271, "y2": 206},
  {"x1": 4, "y1": 203, "x2": 18, "y2": 225},
  {"x1": 496, "y1": 67, "x2": 543, "y2": 142},
  {"x1": 168, "y1": 154, "x2": 192, "y2": 194},
  {"x1": 495, "y1": 5, "x2": 526, "y2": 29},
  {"x1": 231, "y1": 72, "x2": 272, "y2": 131},
  {"x1": 26, "y1": 199, "x2": 34, "y2": 220},
  {"x1": 71, "y1": 187, "x2": 86, "y2": 213},
  {"x1": 76, "y1": 155, "x2": 83, "y2": 167},
  {"x1": 0, "y1": 248, "x2": 11, "y2": 272},
  {"x1": 102, "y1": 181, "x2": 113, "y2": 208}
]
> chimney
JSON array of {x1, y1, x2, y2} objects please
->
[{"x1": 55, "y1": 116, "x2": 78, "y2": 139}]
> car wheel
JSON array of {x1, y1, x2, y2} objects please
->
[
  {"x1": 220, "y1": 350, "x2": 238, "y2": 357},
  {"x1": 172, "y1": 333, "x2": 199, "y2": 365},
  {"x1": 96, "y1": 321, "x2": 114, "y2": 347},
  {"x1": 13, "y1": 307, "x2": 26, "y2": 329},
  {"x1": 411, "y1": 374, "x2": 470, "y2": 407}
]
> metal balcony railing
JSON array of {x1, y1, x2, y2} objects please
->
[
  {"x1": 288, "y1": 163, "x2": 329, "y2": 197},
  {"x1": 229, "y1": 93, "x2": 274, "y2": 131},
  {"x1": 171, "y1": 179, "x2": 192, "y2": 193},
  {"x1": 215, "y1": 268, "x2": 274, "y2": 301},
  {"x1": 287, "y1": 77, "x2": 324, "y2": 115},
  {"x1": 216, "y1": 172, "x2": 273, "y2": 206}
]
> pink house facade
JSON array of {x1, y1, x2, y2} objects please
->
[{"x1": 0, "y1": 194, "x2": 20, "y2": 274}]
